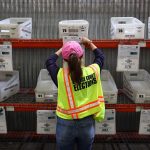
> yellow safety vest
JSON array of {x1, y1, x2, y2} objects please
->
[{"x1": 56, "y1": 63, "x2": 105, "y2": 122}]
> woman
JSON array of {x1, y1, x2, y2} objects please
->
[{"x1": 46, "y1": 37, "x2": 105, "y2": 150}]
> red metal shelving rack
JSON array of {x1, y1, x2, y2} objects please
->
[
  {"x1": 0, "y1": 39, "x2": 149, "y2": 141},
  {"x1": 0, "y1": 101, "x2": 150, "y2": 112},
  {"x1": 0, "y1": 39, "x2": 149, "y2": 48},
  {"x1": 0, "y1": 89, "x2": 150, "y2": 112}
]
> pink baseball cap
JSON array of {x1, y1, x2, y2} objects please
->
[{"x1": 62, "y1": 41, "x2": 84, "y2": 60}]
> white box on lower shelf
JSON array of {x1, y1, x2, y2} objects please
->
[
  {"x1": 139, "y1": 109, "x2": 150, "y2": 135},
  {"x1": 101, "y1": 70, "x2": 118, "y2": 104},
  {"x1": 0, "y1": 70, "x2": 19, "y2": 102},
  {"x1": 110, "y1": 17, "x2": 145, "y2": 39},
  {"x1": 123, "y1": 69, "x2": 150, "y2": 103},
  {"x1": 37, "y1": 110, "x2": 56, "y2": 134},
  {"x1": 35, "y1": 69, "x2": 57, "y2": 102},
  {"x1": 0, "y1": 107, "x2": 7, "y2": 133},
  {"x1": 95, "y1": 109, "x2": 116, "y2": 135},
  {"x1": 0, "y1": 18, "x2": 32, "y2": 39}
]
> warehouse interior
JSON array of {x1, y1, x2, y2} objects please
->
[{"x1": 0, "y1": 0, "x2": 150, "y2": 150}]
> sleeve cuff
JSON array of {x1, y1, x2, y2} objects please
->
[{"x1": 93, "y1": 48, "x2": 101, "y2": 54}]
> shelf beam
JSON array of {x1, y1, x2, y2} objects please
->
[
  {"x1": 0, "y1": 103, "x2": 150, "y2": 112},
  {"x1": 0, "y1": 39, "x2": 149, "y2": 48},
  {"x1": 0, "y1": 90, "x2": 150, "y2": 112}
]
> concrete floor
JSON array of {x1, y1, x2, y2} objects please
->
[{"x1": 0, "y1": 142, "x2": 150, "y2": 150}]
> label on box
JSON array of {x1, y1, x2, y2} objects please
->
[
  {"x1": 37, "y1": 110, "x2": 56, "y2": 134},
  {"x1": 138, "y1": 41, "x2": 146, "y2": 47},
  {"x1": 0, "y1": 107, "x2": 7, "y2": 133},
  {"x1": 117, "y1": 45, "x2": 140, "y2": 72},
  {"x1": 0, "y1": 44, "x2": 13, "y2": 71},
  {"x1": 95, "y1": 109, "x2": 116, "y2": 134},
  {"x1": 6, "y1": 106, "x2": 15, "y2": 111},
  {"x1": 59, "y1": 23, "x2": 88, "y2": 38},
  {"x1": 63, "y1": 36, "x2": 81, "y2": 44},
  {"x1": 139, "y1": 109, "x2": 150, "y2": 134}
]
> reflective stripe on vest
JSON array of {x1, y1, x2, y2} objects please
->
[
  {"x1": 63, "y1": 68, "x2": 78, "y2": 119},
  {"x1": 57, "y1": 96, "x2": 104, "y2": 115}
]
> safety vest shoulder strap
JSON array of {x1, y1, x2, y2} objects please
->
[
  {"x1": 63, "y1": 68, "x2": 78, "y2": 119},
  {"x1": 89, "y1": 64, "x2": 100, "y2": 80}
]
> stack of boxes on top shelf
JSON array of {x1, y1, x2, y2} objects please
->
[
  {"x1": 111, "y1": 17, "x2": 150, "y2": 135},
  {"x1": 0, "y1": 17, "x2": 32, "y2": 134}
]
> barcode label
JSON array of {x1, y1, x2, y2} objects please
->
[{"x1": 102, "y1": 128, "x2": 109, "y2": 132}]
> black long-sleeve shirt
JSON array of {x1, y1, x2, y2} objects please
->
[{"x1": 45, "y1": 48, "x2": 104, "y2": 87}]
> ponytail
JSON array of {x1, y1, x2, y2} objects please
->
[{"x1": 68, "y1": 53, "x2": 82, "y2": 84}]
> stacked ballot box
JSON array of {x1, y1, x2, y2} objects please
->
[
  {"x1": 0, "y1": 44, "x2": 20, "y2": 101},
  {"x1": 101, "y1": 70, "x2": 118, "y2": 104},
  {"x1": 0, "y1": 18, "x2": 32, "y2": 39},
  {"x1": 35, "y1": 69, "x2": 57, "y2": 102},
  {"x1": 0, "y1": 71, "x2": 19, "y2": 102},
  {"x1": 123, "y1": 69, "x2": 150, "y2": 103},
  {"x1": 59, "y1": 20, "x2": 89, "y2": 39},
  {"x1": 111, "y1": 17, "x2": 145, "y2": 39}
]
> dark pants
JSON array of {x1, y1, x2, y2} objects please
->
[{"x1": 56, "y1": 115, "x2": 95, "y2": 150}]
